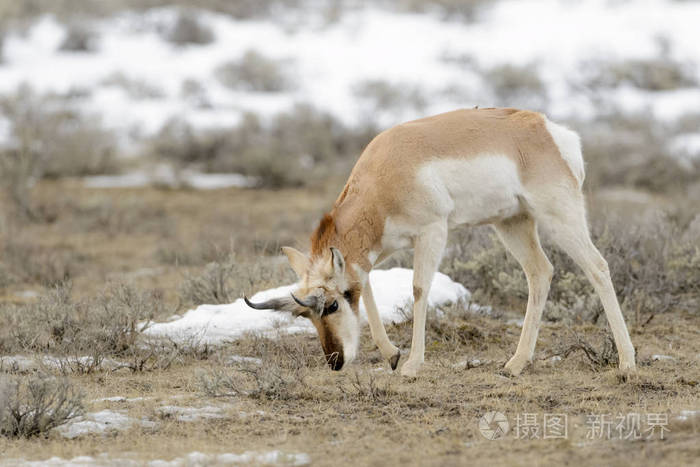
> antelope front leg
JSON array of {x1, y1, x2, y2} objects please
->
[
  {"x1": 401, "y1": 222, "x2": 448, "y2": 377},
  {"x1": 362, "y1": 280, "x2": 401, "y2": 370}
]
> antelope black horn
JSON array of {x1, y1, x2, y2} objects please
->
[
  {"x1": 244, "y1": 296, "x2": 279, "y2": 310},
  {"x1": 291, "y1": 293, "x2": 317, "y2": 309}
]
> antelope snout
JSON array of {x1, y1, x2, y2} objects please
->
[{"x1": 326, "y1": 351, "x2": 344, "y2": 371}]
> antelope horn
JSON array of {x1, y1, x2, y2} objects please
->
[
  {"x1": 291, "y1": 293, "x2": 319, "y2": 310},
  {"x1": 243, "y1": 295, "x2": 296, "y2": 312}
]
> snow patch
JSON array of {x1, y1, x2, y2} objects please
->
[
  {"x1": 4, "y1": 1, "x2": 700, "y2": 151},
  {"x1": 92, "y1": 396, "x2": 151, "y2": 403},
  {"x1": 3, "y1": 451, "x2": 310, "y2": 466},
  {"x1": 225, "y1": 355, "x2": 264, "y2": 366},
  {"x1": 677, "y1": 410, "x2": 700, "y2": 422},
  {"x1": 651, "y1": 354, "x2": 675, "y2": 361},
  {"x1": 145, "y1": 268, "x2": 470, "y2": 344},
  {"x1": 54, "y1": 410, "x2": 156, "y2": 439},
  {"x1": 157, "y1": 405, "x2": 229, "y2": 422},
  {"x1": 84, "y1": 167, "x2": 257, "y2": 189}
]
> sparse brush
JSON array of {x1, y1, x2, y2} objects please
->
[
  {"x1": 197, "y1": 368, "x2": 243, "y2": 397},
  {"x1": 178, "y1": 249, "x2": 297, "y2": 306},
  {"x1": 179, "y1": 257, "x2": 239, "y2": 305},
  {"x1": 199, "y1": 362, "x2": 304, "y2": 401},
  {"x1": 353, "y1": 79, "x2": 427, "y2": 122},
  {"x1": 398, "y1": 0, "x2": 493, "y2": 21},
  {"x1": 244, "y1": 363, "x2": 304, "y2": 401},
  {"x1": 443, "y1": 212, "x2": 700, "y2": 324},
  {"x1": 574, "y1": 111, "x2": 699, "y2": 193},
  {"x1": 165, "y1": 11, "x2": 215, "y2": 46},
  {"x1": 0, "y1": 240, "x2": 79, "y2": 288},
  {"x1": 216, "y1": 50, "x2": 293, "y2": 92},
  {"x1": 231, "y1": 334, "x2": 322, "y2": 371},
  {"x1": 582, "y1": 56, "x2": 697, "y2": 91},
  {"x1": 0, "y1": 374, "x2": 84, "y2": 438},
  {"x1": 0, "y1": 282, "x2": 164, "y2": 373},
  {"x1": 339, "y1": 371, "x2": 394, "y2": 404},
  {"x1": 548, "y1": 328, "x2": 619, "y2": 371},
  {"x1": 147, "y1": 105, "x2": 376, "y2": 188},
  {"x1": 0, "y1": 87, "x2": 116, "y2": 221},
  {"x1": 484, "y1": 63, "x2": 547, "y2": 109},
  {"x1": 58, "y1": 24, "x2": 97, "y2": 52},
  {"x1": 101, "y1": 72, "x2": 164, "y2": 99}
]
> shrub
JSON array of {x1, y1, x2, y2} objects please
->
[
  {"x1": 575, "y1": 111, "x2": 699, "y2": 193},
  {"x1": 165, "y1": 11, "x2": 215, "y2": 46},
  {"x1": 216, "y1": 50, "x2": 293, "y2": 92},
  {"x1": 198, "y1": 361, "x2": 305, "y2": 401},
  {"x1": 0, "y1": 86, "x2": 115, "y2": 179},
  {"x1": 442, "y1": 213, "x2": 700, "y2": 324},
  {"x1": 0, "y1": 375, "x2": 84, "y2": 438},
  {"x1": 397, "y1": 0, "x2": 493, "y2": 21},
  {"x1": 101, "y1": 72, "x2": 164, "y2": 99},
  {"x1": 148, "y1": 105, "x2": 376, "y2": 188},
  {"x1": 0, "y1": 282, "x2": 162, "y2": 371},
  {"x1": 180, "y1": 258, "x2": 238, "y2": 305},
  {"x1": 0, "y1": 240, "x2": 80, "y2": 288},
  {"x1": 583, "y1": 57, "x2": 697, "y2": 91},
  {"x1": 58, "y1": 24, "x2": 97, "y2": 52},
  {"x1": 338, "y1": 371, "x2": 395, "y2": 404},
  {"x1": 353, "y1": 79, "x2": 427, "y2": 122},
  {"x1": 484, "y1": 63, "x2": 546, "y2": 108},
  {"x1": 179, "y1": 250, "x2": 296, "y2": 306},
  {"x1": 197, "y1": 368, "x2": 242, "y2": 397}
]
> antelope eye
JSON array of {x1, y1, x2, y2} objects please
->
[{"x1": 325, "y1": 300, "x2": 338, "y2": 314}]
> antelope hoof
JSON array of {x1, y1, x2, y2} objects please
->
[
  {"x1": 389, "y1": 351, "x2": 401, "y2": 371},
  {"x1": 400, "y1": 359, "x2": 423, "y2": 378},
  {"x1": 504, "y1": 355, "x2": 529, "y2": 377},
  {"x1": 619, "y1": 359, "x2": 636, "y2": 372}
]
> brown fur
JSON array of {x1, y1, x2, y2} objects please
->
[
  {"x1": 311, "y1": 317, "x2": 344, "y2": 370},
  {"x1": 413, "y1": 285, "x2": 423, "y2": 304},
  {"x1": 310, "y1": 108, "x2": 572, "y2": 272}
]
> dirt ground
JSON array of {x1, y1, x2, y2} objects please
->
[{"x1": 0, "y1": 181, "x2": 698, "y2": 466}]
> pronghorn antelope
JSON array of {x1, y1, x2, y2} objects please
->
[{"x1": 245, "y1": 107, "x2": 636, "y2": 377}]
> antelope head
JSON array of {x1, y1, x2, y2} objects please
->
[{"x1": 244, "y1": 246, "x2": 362, "y2": 370}]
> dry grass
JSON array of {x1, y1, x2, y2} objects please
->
[
  {"x1": 0, "y1": 169, "x2": 697, "y2": 464},
  {"x1": 0, "y1": 311, "x2": 697, "y2": 464}
]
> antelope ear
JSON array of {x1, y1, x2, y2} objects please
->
[
  {"x1": 330, "y1": 247, "x2": 345, "y2": 276},
  {"x1": 282, "y1": 246, "x2": 310, "y2": 279}
]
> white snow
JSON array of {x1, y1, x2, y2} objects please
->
[
  {"x1": 54, "y1": 409, "x2": 156, "y2": 439},
  {"x1": 452, "y1": 359, "x2": 484, "y2": 370},
  {"x1": 145, "y1": 268, "x2": 469, "y2": 344},
  {"x1": 2, "y1": 451, "x2": 311, "y2": 467},
  {"x1": 2, "y1": 0, "x2": 700, "y2": 150},
  {"x1": 92, "y1": 396, "x2": 150, "y2": 403},
  {"x1": 668, "y1": 133, "x2": 700, "y2": 168},
  {"x1": 651, "y1": 354, "x2": 675, "y2": 361},
  {"x1": 677, "y1": 410, "x2": 700, "y2": 422},
  {"x1": 225, "y1": 355, "x2": 264, "y2": 366},
  {"x1": 83, "y1": 166, "x2": 257, "y2": 189},
  {"x1": 157, "y1": 405, "x2": 229, "y2": 422}
]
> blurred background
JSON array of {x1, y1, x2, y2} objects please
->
[{"x1": 0, "y1": 0, "x2": 698, "y2": 313}]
